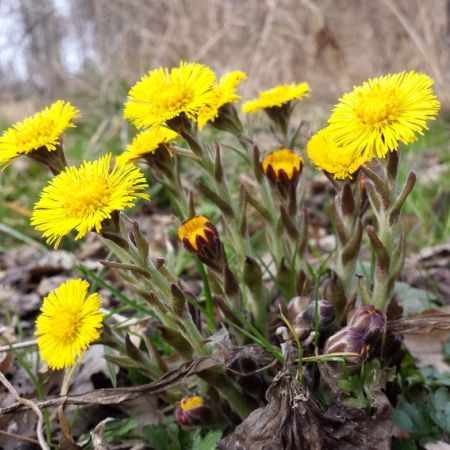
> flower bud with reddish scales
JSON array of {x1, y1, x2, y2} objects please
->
[
  {"x1": 177, "y1": 216, "x2": 225, "y2": 271},
  {"x1": 175, "y1": 395, "x2": 212, "y2": 427},
  {"x1": 324, "y1": 326, "x2": 367, "y2": 372},
  {"x1": 347, "y1": 305, "x2": 385, "y2": 345},
  {"x1": 261, "y1": 148, "x2": 304, "y2": 197}
]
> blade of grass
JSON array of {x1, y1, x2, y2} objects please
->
[
  {"x1": 0, "y1": 223, "x2": 47, "y2": 251},
  {"x1": 195, "y1": 258, "x2": 216, "y2": 332}
]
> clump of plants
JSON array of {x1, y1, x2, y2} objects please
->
[{"x1": 0, "y1": 63, "x2": 446, "y2": 449}]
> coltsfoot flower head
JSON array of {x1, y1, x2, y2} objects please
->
[
  {"x1": 307, "y1": 127, "x2": 369, "y2": 180},
  {"x1": 0, "y1": 100, "x2": 79, "y2": 168},
  {"x1": 197, "y1": 70, "x2": 247, "y2": 130},
  {"x1": 175, "y1": 395, "x2": 212, "y2": 427},
  {"x1": 124, "y1": 62, "x2": 216, "y2": 129},
  {"x1": 262, "y1": 148, "x2": 304, "y2": 185},
  {"x1": 117, "y1": 127, "x2": 178, "y2": 164},
  {"x1": 177, "y1": 216, "x2": 225, "y2": 271},
  {"x1": 242, "y1": 82, "x2": 310, "y2": 114},
  {"x1": 31, "y1": 154, "x2": 149, "y2": 248},
  {"x1": 347, "y1": 305, "x2": 385, "y2": 345},
  {"x1": 327, "y1": 71, "x2": 440, "y2": 159},
  {"x1": 35, "y1": 279, "x2": 103, "y2": 370}
]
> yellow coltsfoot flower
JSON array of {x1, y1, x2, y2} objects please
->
[
  {"x1": 35, "y1": 279, "x2": 104, "y2": 370},
  {"x1": 31, "y1": 153, "x2": 149, "y2": 248},
  {"x1": 197, "y1": 70, "x2": 247, "y2": 130},
  {"x1": 327, "y1": 71, "x2": 440, "y2": 159},
  {"x1": 242, "y1": 82, "x2": 310, "y2": 114},
  {"x1": 124, "y1": 62, "x2": 216, "y2": 129},
  {"x1": 307, "y1": 127, "x2": 370, "y2": 180},
  {"x1": 0, "y1": 100, "x2": 79, "y2": 169},
  {"x1": 117, "y1": 127, "x2": 179, "y2": 164}
]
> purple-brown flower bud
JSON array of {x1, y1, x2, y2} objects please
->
[
  {"x1": 287, "y1": 296, "x2": 311, "y2": 322},
  {"x1": 324, "y1": 326, "x2": 367, "y2": 371},
  {"x1": 347, "y1": 305, "x2": 385, "y2": 345},
  {"x1": 175, "y1": 395, "x2": 211, "y2": 427},
  {"x1": 177, "y1": 216, "x2": 225, "y2": 271},
  {"x1": 303, "y1": 299, "x2": 335, "y2": 330}
]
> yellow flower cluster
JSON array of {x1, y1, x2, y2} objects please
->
[{"x1": 1, "y1": 62, "x2": 441, "y2": 373}]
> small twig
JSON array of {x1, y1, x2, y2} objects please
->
[
  {"x1": 0, "y1": 371, "x2": 50, "y2": 450},
  {"x1": 0, "y1": 430, "x2": 53, "y2": 447},
  {"x1": 0, "y1": 339, "x2": 37, "y2": 353}
]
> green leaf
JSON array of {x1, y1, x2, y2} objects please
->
[
  {"x1": 143, "y1": 421, "x2": 181, "y2": 450},
  {"x1": 192, "y1": 430, "x2": 222, "y2": 450},
  {"x1": 430, "y1": 387, "x2": 450, "y2": 433},
  {"x1": 393, "y1": 401, "x2": 435, "y2": 438},
  {"x1": 393, "y1": 282, "x2": 437, "y2": 316},
  {"x1": 444, "y1": 336, "x2": 450, "y2": 360},
  {"x1": 391, "y1": 438, "x2": 417, "y2": 450}
]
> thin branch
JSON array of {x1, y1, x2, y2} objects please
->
[
  {"x1": 0, "y1": 339, "x2": 37, "y2": 353},
  {"x1": 0, "y1": 371, "x2": 50, "y2": 450}
]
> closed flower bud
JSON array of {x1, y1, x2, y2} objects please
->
[
  {"x1": 261, "y1": 149, "x2": 304, "y2": 196},
  {"x1": 324, "y1": 326, "x2": 367, "y2": 371},
  {"x1": 292, "y1": 317, "x2": 313, "y2": 341},
  {"x1": 287, "y1": 296, "x2": 311, "y2": 322},
  {"x1": 303, "y1": 299, "x2": 335, "y2": 330},
  {"x1": 347, "y1": 305, "x2": 385, "y2": 345},
  {"x1": 177, "y1": 216, "x2": 225, "y2": 271},
  {"x1": 175, "y1": 395, "x2": 211, "y2": 427}
]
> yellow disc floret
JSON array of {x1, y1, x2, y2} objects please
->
[{"x1": 179, "y1": 395, "x2": 205, "y2": 411}]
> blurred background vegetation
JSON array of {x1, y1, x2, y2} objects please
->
[{"x1": 0, "y1": 0, "x2": 449, "y2": 251}]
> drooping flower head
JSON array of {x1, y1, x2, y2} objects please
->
[
  {"x1": 35, "y1": 279, "x2": 104, "y2": 370},
  {"x1": 124, "y1": 62, "x2": 216, "y2": 129},
  {"x1": 0, "y1": 100, "x2": 79, "y2": 167},
  {"x1": 262, "y1": 148, "x2": 304, "y2": 182},
  {"x1": 197, "y1": 70, "x2": 247, "y2": 129},
  {"x1": 307, "y1": 127, "x2": 369, "y2": 180},
  {"x1": 31, "y1": 154, "x2": 149, "y2": 248},
  {"x1": 117, "y1": 127, "x2": 179, "y2": 164},
  {"x1": 242, "y1": 82, "x2": 310, "y2": 114},
  {"x1": 327, "y1": 71, "x2": 440, "y2": 159}
]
